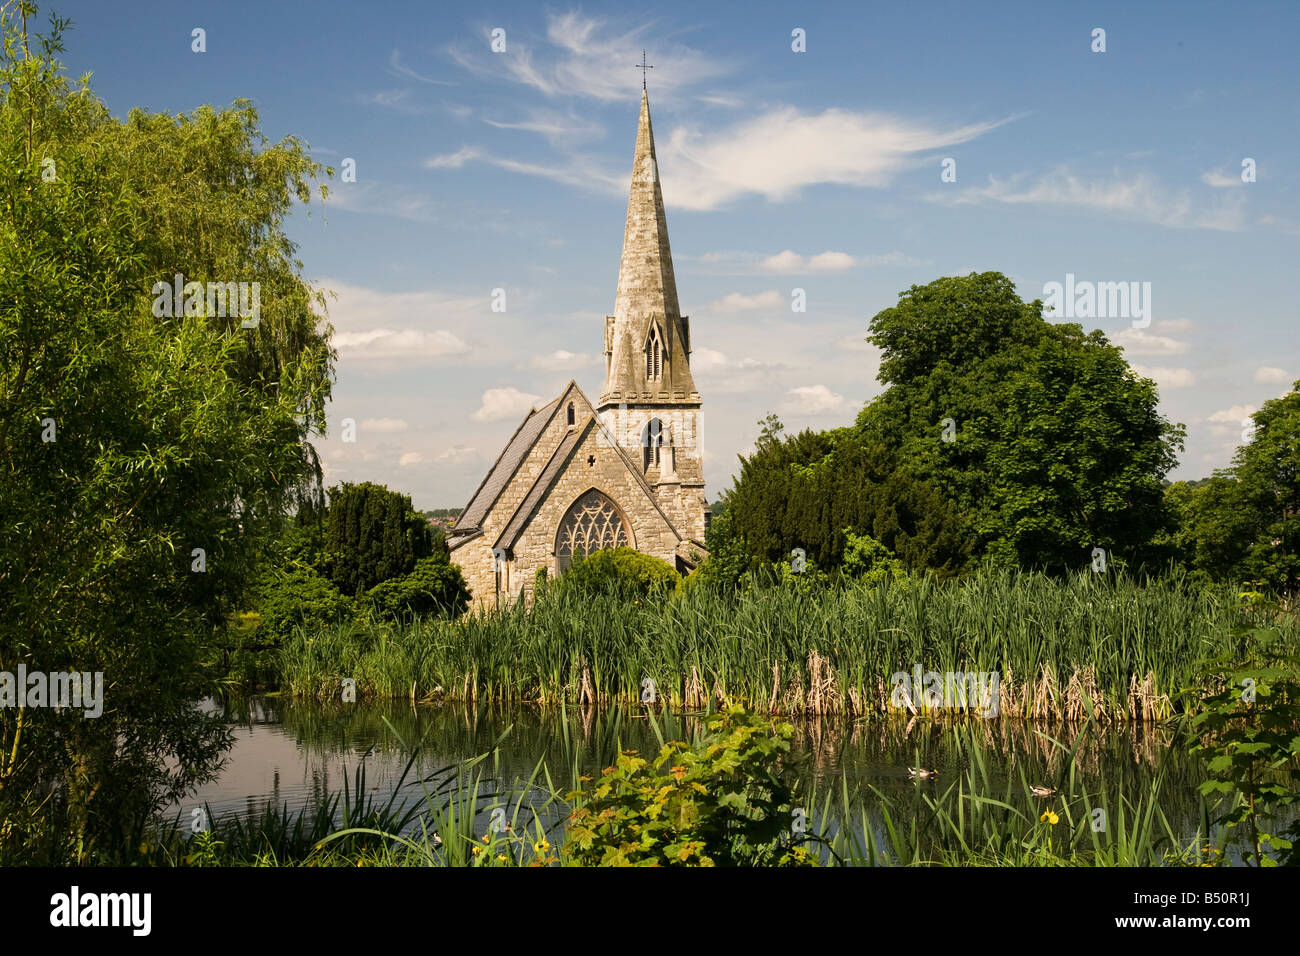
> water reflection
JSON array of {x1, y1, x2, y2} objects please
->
[{"x1": 176, "y1": 696, "x2": 1273, "y2": 861}]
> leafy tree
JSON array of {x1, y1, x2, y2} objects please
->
[
  {"x1": 322, "y1": 482, "x2": 433, "y2": 596},
  {"x1": 365, "y1": 555, "x2": 471, "y2": 621},
  {"x1": 0, "y1": 5, "x2": 334, "y2": 861},
  {"x1": 1234, "y1": 384, "x2": 1300, "y2": 596},
  {"x1": 858, "y1": 272, "x2": 1184, "y2": 573}
]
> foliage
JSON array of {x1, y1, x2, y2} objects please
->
[
  {"x1": 365, "y1": 556, "x2": 471, "y2": 621},
  {"x1": 551, "y1": 546, "x2": 679, "y2": 599},
  {"x1": 322, "y1": 482, "x2": 433, "y2": 597},
  {"x1": 0, "y1": 6, "x2": 333, "y2": 862},
  {"x1": 1232, "y1": 385, "x2": 1300, "y2": 597},
  {"x1": 256, "y1": 566, "x2": 355, "y2": 644},
  {"x1": 705, "y1": 418, "x2": 969, "y2": 587},
  {"x1": 563, "y1": 707, "x2": 817, "y2": 866},
  {"x1": 840, "y1": 529, "x2": 904, "y2": 584},
  {"x1": 858, "y1": 272, "x2": 1185, "y2": 574},
  {"x1": 1183, "y1": 592, "x2": 1300, "y2": 866}
]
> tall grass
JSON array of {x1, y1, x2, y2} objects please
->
[{"x1": 278, "y1": 569, "x2": 1288, "y2": 721}]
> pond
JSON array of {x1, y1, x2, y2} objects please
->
[{"x1": 174, "y1": 696, "x2": 1274, "y2": 864}]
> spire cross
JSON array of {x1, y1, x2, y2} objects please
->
[{"x1": 635, "y1": 50, "x2": 653, "y2": 90}]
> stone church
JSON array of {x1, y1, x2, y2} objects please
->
[{"x1": 447, "y1": 89, "x2": 709, "y2": 607}]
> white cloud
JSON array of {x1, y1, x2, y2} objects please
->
[
  {"x1": 525, "y1": 349, "x2": 598, "y2": 371},
  {"x1": 708, "y1": 290, "x2": 785, "y2": 313},
  {"x1": 398, "y1": 452, "x2": 424, "y2": 467},
  {"x1": 1132, "y1": 365, "x2": 1197, "y2": 389},
  {"x1": 759, "y1": 250, "x2": 856, "y2": 273},
  {"x1": 1155, "y1": 317, "x2": 1196, "y2": 332},
  {"x1": 320, "y1": 280, "x2": 478, "y2": 362},
  {"x1": 360, "y1": 418, "x2": 410, "y2": 433},
  {"x1": 787, "y1": 384, "x2": 847, "y2": 414},
  {"x1": 1199, "y1": 166, "x2": 1242, "y2": 188},
  {"x1": 435, "y1": 444, "x2": 479, "y2": 463},
  {"x1": 936, "y1": 167, "x2": 1246, "y2": 231},
  {"x1": 472, "y1": 387, "x2": 542, "y2": 422},
  {"x1": 1110, "y1": 328, "x2": 1190, "y2": 355},
  {"x1": 1254, "y1": 366, "x2": 1292, "y2": 385},
  {"x1": 446, "y1": 13, "x2": 727, "y2": 103},
  {"x1": 661, "y1": 108, "x2": 1013, "y2": 211},
  {"x1": 1208, "y1": 404, "x2": 1256, "y2": 425}
]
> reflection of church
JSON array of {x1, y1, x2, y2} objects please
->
[{"x1": 448, "y1": 89, "x2": 709, "y2": 607}]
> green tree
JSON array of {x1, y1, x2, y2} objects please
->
[
  {"x1": 322, "y1": 482, "x2": 433, "y2": 596},
  {"x1": 0, "y1": 5, "x2": 334, "y2": 861},
  {"x1": 1234, "y1": 384, "x2": 1300, "y2": 596},
  {"x1": 859, "y1": 272, "x2": 1184, "y2": 573}
]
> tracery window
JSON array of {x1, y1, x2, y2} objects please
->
[
  {"x1": 555, "y1": 490, "x2": 630, "y2": 572},
  {"x1": 645, "y1": 324, "x2": 662, "y2": 381}
]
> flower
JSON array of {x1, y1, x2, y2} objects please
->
[
  {"x1": 534, "y1": 840, "x2": 551, "y2": 854},
  {"x1": 497, "y1": 854, "x2": 507, "y2": 863},
  {"x1": 472, "y1": 846, "x2": 481, "y2": 856},
  {"x1": 482, "y1": 834, "x2": 490, "y2": 843},
  {"x1": 1040, "y1": 810, "x2": 1059, "y2": 825}
]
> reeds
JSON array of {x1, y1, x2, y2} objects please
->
[{"x1": 277, "y1": 569, "x2": 1289, "y2": 721}]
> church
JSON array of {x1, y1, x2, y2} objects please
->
[{"x1": 447, "y1": 88, "x2": 710, "y2": 607}]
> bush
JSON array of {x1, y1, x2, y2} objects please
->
[
  {"x1": 365, "y1": 556, "x2": 471, "y2": 621},
  {"x1": 563, "y1": 707, "x2": 817, "y2": 866},
  {"x1": 255, "y1": 566, "x2": 355, "y2": 643},
  {"x1": 552, "y1": 547, "x2": 679, "y2": 598},
  {"x1": 840, "y1": 529, "x2": 904, "y2": 585}
]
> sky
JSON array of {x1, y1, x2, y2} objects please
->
[{"x1": 52, "y1": 0, "x2": 1300, "y2": 509}]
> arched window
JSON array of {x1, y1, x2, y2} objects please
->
[
  {"x1": 645, "y1": 324, "x2": 662, "y2": 381},
  {"x1": 566, "y1": 402, "x2": 575, "y2": 426},
  {"x1": 555, "y1": 490, "x2": 630, "y2": 573},
  {"x1": 641, "y1": 418, "x2": 668, "y2": 470}
]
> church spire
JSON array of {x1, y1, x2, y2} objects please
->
[{"x1": 600, "y1": 88, "x2": 697, "y2": 406}]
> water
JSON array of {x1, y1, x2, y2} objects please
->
[{"x1": 175, "y1": 696, "x2": 1279, "y2": 862}]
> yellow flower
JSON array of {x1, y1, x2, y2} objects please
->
[
  {"x1": 1040, "y1": 810, "x2": 1059, "y2": 825},
  {"x1": 472, "y1": 846, "x2": 481, "y2": 856},
  {"x1": 482, "y1": 834, "x2": 490, "y2": 843},
  {"x1": 497, "y1": 854, "x2": 507, "y2": 863},
  {"x1": 534, "y1": 840, "x2": 551, "y2": 854}
]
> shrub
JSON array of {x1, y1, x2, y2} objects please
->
[
  {"x1": 553, "y1": 547, "x2": 679, "y2": 598},
  {"x1": 840, "y1": 529, "x2": 904, "y2": 585},
  {"x1": 255, "y1": 567, "x2": 355, "y2": 643},
  {"x1": 563, "y1": 707, "x2": 817, "y2": 866},
  {"x1": 365, "y1": 556, "x2": 471, "y2": 621}
]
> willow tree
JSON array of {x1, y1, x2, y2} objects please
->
[{"x1": 0, "y1": 4, "x2": 335, "y2": 861}]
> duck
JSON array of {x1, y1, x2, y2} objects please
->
[
  {"x1": 907, "y1": 767, "x2": 939, "y2": 779},
  {"x1": 1030, "y1": 785, "x2": 1059, "y2": 798}
]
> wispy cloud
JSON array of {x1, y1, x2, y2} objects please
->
[
  {"x1": 1132, "y1": 365, "x2": 1197, "y2": 389},
  {"x1": 934, "y1": 166, "x2": 1247, "y2": 231},
  {"x1": 483, "y1": 109, "x2": 604, "y2": 147},
  {"x1": 388, "y1": 49, "x2": 456, "y2": 86},
  {"x1": 759, "y1": 250, "x2": 855, "y2": 273},
  {"x1": 446, "y1": 12, "x2": 727, "y2": 103},
  {"x1": 1254, "y1": 365, "x2": 1292, "y2": 385},
  {"x1": 1110, "y1": 327, "x2": 1191, "y2": 356}
]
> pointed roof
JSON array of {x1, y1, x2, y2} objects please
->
[
  {"x1": 600, "y1": 90, "x2": 699, "y2": 406},
  {"x1": 613, "y1": 89, "x2": 680, "y2": 324}
]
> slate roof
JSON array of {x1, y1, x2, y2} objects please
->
[
  {"x1": 493, "y1": 417, "x2": 588, "y2": 551},
  {"x1": 452, "y1": 396, "x2": 560, "y2": 534}
]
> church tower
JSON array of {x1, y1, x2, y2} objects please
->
[{"x1": 597, "y1": 89, "x2": 708, "y2": 542}]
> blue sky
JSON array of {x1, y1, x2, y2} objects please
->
[{"x1": 55, "y1": 0, "x2": 1299, "y2": 508}]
